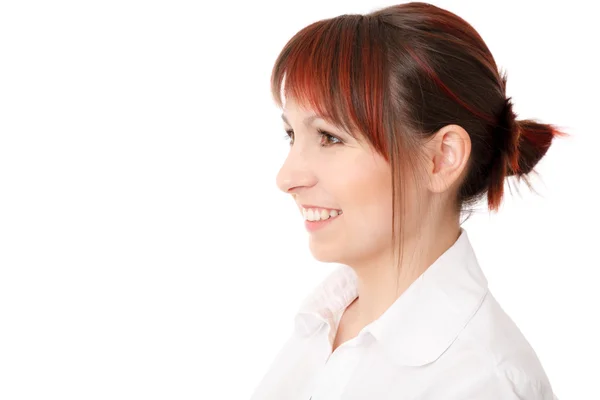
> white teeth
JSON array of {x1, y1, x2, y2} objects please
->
[{"x1": 302, "y1": 207, "x2": 343, "y2": 222}]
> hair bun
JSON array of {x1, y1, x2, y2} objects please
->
[{"x1": 487, "y1": 96, "x2": 567, "y2": 210}]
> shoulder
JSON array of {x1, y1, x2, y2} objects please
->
[
  {"x1": 433, "y1": 291, "x2": 556, "y2": 399},
  {"x1": 465, "y1": 291, "x2": 548, "y2": 375},
  {"x1": 427, "y1": 364, "x2": 557, "y2": 399}
]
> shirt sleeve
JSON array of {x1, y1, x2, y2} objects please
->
[{"x1": 434, "y1": 366, "x2": 557, "y2": 400}]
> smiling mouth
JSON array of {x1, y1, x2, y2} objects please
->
[{"x1": 301, "y1": 207, "x2": 343, "y2": 222}]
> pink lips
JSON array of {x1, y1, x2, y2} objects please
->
[
  {"x1": 304, "y1": 214, "x2": 342, "y2": 232},
  {"x1": 300, "y1": 206, "x2": 343, "y2": 233},
  {"x1": 299, "y1": 204, "x2": 342, "y2": 212}
]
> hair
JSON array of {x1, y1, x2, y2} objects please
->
[{"x1": 270, "y1": 2, "x2": 567, "y2": 280}]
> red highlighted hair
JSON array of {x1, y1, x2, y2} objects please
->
[{"x1": 271, "y1": 2, "x2": 567, "y2": 262}]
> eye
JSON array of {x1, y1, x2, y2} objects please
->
[
  {"x1": 283, "y1": 129, "x2": 294, "y2": 145},
  {"x1": 282, "y1": 128, "x2": 342, "y2": 147},
  {"x1": 317, "y1": 129, "x2": 342, "y2": 147}
]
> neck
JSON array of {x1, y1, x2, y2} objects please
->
[{"x1": 347, "y1": 219, "x2": 461, "y2": 328}]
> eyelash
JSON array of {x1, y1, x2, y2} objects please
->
[{"x1": 283, "y1": 129, "x2": 342, "y2": 147}]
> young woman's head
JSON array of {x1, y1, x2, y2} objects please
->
[{"x1": 272, "y1": 2, "x2": 565, "y2": 270}]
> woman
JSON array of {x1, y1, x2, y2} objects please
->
[{"x1": 251, "y1": 2, "x2": 565, "y2": 399}]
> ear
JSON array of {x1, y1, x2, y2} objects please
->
[{"x1": 423, "y1": 124, "x2": 471, "y2": 194}]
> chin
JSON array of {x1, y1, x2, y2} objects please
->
[{"x1": 308, "y1": 239, "x2": 342, "y2": 264}]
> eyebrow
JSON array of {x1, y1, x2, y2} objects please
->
[{"x1": 281, "y1": 113, "x2": 323, "y2": 127}]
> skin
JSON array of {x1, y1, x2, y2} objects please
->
[{"x1": 276, "y1": 97, "x2": 472, "y2": 350}]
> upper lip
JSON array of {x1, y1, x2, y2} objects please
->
[{"x1": 299, "y1": 204, "x2": 342, "y2": 211}]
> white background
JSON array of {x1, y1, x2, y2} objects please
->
[{"x1": 0, "y1": 0, "x2": 598, "y2": 399}]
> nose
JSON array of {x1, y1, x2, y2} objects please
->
[{"x1": 276, "y1": 145, "x2": 317, "y2": 194}]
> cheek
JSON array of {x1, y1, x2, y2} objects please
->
[
  {"x1": 351, "y1": 197, "x2": 394, "y2": 241},
  {"x1": 337, "y1": 160, "x2": 393, "y2": 234}
]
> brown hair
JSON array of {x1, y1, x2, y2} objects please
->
[{"x1": 270, "y1": 2, "x2": 567, "y2": 274}]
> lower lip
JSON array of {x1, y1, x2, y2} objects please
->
[{"x1": 304, "y1": 214, "x2": 342, "y2": 232}]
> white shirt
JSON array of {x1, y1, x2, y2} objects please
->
[{"x1": 250, "y1": 228, "x2": 558, "y2": 399}]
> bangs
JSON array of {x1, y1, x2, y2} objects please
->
[{"x1": 270, "y1": 14, "x2": 389, "y2": 154}]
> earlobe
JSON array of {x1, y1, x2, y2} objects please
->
[{"x1": 427, "y1": 125, "x2": 470, "y2": 193}]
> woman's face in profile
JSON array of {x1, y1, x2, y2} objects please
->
[{"x1": 276, "y1": 98, "x2": 396, "y2": 265}]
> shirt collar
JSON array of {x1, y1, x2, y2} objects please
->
[
  {"x1": 294, "y1": 262, "x2": 358, "y2": 338},
  {"x1": 293, "y1": 227, "x2": 489, "y2": 367}
]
